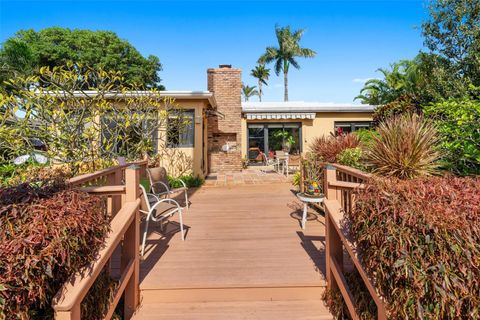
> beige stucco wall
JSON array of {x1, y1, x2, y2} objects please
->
[
  {"x1": 158, "y1": 99, "x2": 208, "y2": 178},
  {"x1": 240, "y1": 112, "x2": 373, "y2": 157},
  {"x1": 108, "y1": 98, "x2": 209, "y2": 178}
]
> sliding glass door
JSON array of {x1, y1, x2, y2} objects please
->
[{"x1": 247, "y1": 123, "x2": 302, "y2": 160}]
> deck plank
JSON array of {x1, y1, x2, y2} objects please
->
[
  {"x1": 139, "y1": 183, "x2": 327, "y2": 290},
  {"x1": 133, "y1": 300, "x2": 333, "y2": 320}
]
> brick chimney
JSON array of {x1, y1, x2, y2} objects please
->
[{"x1": 207, "y1": 65, "x2": 242, "y2": 173}]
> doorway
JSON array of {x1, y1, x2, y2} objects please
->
[{"x1": 247, "y1": 123, "x2": 302, "y2": 161}]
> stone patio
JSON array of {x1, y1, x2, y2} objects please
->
[{"x1": 204, "y1": 167, "x2": 291, "y2": 187}]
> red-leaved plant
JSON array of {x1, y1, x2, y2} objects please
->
[
  {"x1": 343, "y1": 176, "x2": 480, "y2": 319},
  {"x1": 0, "y1": 183, "x2": 110, "y2": 318},
  {"x1": 310, "y1": 133, "x2": 360, "y2": 163}
]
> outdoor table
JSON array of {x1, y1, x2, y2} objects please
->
[{"x1": 296, "y1": 192, "x2": 325, "y2": 229}]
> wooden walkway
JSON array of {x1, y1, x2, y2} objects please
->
[{"x1": 132, "y1": 182, "x2": 331, "y2": 319}]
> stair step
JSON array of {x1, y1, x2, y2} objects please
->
[
  {"x1": 133, "y1": 300, "x2": 333, "y2": 320},
  {"x1": 141, "y1": 285, "x2": 326, "y2": 303}
]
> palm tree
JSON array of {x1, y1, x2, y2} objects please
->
[
  {"x1": 355, "y1": 59, "x2": 421, "y2": 105},
  {"x1": 258, "y1": 25, "x2": 316, "y2": 101},
  {"x1": 250, "y1": 64, "x2": 270, "y2": 102},
  {"x1": 242, "y1": 84, "x2": 259, "y2": 102}
]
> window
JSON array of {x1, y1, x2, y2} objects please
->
[
  {"x1": 101, "y1": 115, "x2": 158, "y2": 156},
  {"x1": 334, "y1": 121, "x2": 372, "y2": 135},
  {"x1": 167, "y1": 110, "x2": 195, "y2": 147}
]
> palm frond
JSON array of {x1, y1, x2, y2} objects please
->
[
  {"x1": 242, "y1": 84, "x2": 259, "y2": 101},
  {"x1": 300, "y1": 48, "x2": 316, "y2": 58},
  {"x1": 258, "y1": 47, "x2": 279, "y2": 65},
  {"x1": 274, "y1": 59, "x2": 283, "y2": 76},
  {"x1": 289, "y1": 57, "x2": 300, "y2": 70},
  {"x1": 292, "y1": 28, "x2": 305, "y2": 41}
]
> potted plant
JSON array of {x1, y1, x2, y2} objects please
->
[
  {"x1": 272, "y1": 131, "x2": 296, "y2": 152},
  {"x1": 283, "y1": 135, "x2": 296, "y2": 152},
  {"x1": 302, "y1": 154, "x2": 323, "y2": 196}
]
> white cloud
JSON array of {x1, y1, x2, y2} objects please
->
[
  {"x1": 266, "y1": 83, "x2": 283, "y2": 90},
  {"x1": 352, "y1": 78, "x2": 374, "y2": 84}
]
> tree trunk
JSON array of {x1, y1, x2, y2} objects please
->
[
  {"x1": 284, "y1": 70, "x2": 288, "y2": 101},
  {"x1": 258, "y1": 80, "x2": 262, "y2": 102}
]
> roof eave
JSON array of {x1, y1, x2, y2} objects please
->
[{"x1": 242, "y1": 108, "x2": 376, "y2": 113}]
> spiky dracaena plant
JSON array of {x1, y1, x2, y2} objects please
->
[{"x1": 365, "y1": 113, "x2": 441, "y2": 179}]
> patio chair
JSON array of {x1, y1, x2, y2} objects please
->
[
  {"x1": 275, "y1": 150, "x2": 289, "y2": 175},
  {"x1": 140, "y1": 185, "x2": 185, "y2": 257},
  {"x1": 117, "y1": 156, "x2": 127, "y2": 166},
  {"x1": 147, "y1": 167, "x2": 189, "y2": 209},
  {"x1": 260, "y1": 152, "x2": 277, "y2": 173}
]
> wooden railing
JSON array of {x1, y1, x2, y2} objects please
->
[
  {"x1": 323, "y1": 164, "x2": 387, "y2": 320},
  {"x1": 52, "y1": 161, "x2": 147, "y2": 319},
  {"x1": 68, "y1": 159, "x2": 147, "y2": 218}
]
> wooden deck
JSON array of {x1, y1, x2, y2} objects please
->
[{"x1": 132, "y1": 182, "x2": 331, "y2": 319}]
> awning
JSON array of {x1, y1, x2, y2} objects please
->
[{"x1": 245, "y1": 112, "x2": 315, "y2": 120}]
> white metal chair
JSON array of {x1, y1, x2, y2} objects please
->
[
  {"x1": 260, "y1": 152, "x2": 277, "y2": 174},
  {"x1": 147, "y1": 167, "x2": 189, "y2": 209},
  {"x1": 140, "y1": 185, "x2": 185, "y2": 257},
  {"x1": 275, "y1": 151, "x2": 289, "y2": 176}
]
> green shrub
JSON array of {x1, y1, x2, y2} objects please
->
[
  {"x1": 364, "y1": 113, "x2": 441, "y2": 179},
  {"x1": 345, "y1": 176, "x2": 480, "y2": 319},
  {"x1": 310, "y1": 133, "x2": 360, "y2": 163},
  {"x1": 0, "y1": 183, "x2": 110, "y2": 318},
  {"x1": 0, "y1": 158, "x2": 120, "y2": 188},
  {"x1": 0, "y1": 163, "x2": 16, "y2": 186},
  {"x1": 292, "y1": 170, "x2": 301, "y2": 187},
  {"x1": 337, "y1": 147, "x2": 366, "y2": 171},
  {"x1": 423, "y1": 99, "x2": 480, "y2": 175},
  {"x1": 169, "y1": 174, "x2": 204, "y2": 188},
  {"x1": 353, "y1": 129, "x2": 379, "y2": 148}
]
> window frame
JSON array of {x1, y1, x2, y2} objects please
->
[
  {"x1": 334, "y1": 121, "x2": 373, "y2": 134},
  {"x1": 167, "y1": 109, "x2": 195, "y2": 148}
]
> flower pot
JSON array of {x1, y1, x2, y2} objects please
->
[{"x1": 306, "y1": 181, "x2": 321, "y2": 196}]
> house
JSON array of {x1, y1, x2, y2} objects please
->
[
  {"x1": 164, "y1": 64, "x2": 375, "y2": 177},
  {"x1": 66, "y1": 65, "x2": 374, "y2": 177},
  {"x1": 241, "y1": 101, "x2": 375, "y2": 162}
]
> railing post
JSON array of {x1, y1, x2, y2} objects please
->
[
  {"x1": 112, "y1": 168, "x2": 123, "y2": 216},
  {"x1": 324, "y1": 164, "x2": 337, "y2": 200},
  {"x1": 123, "y1": 165, "x2": 140, "y2": 318}
]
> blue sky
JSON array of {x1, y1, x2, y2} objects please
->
[{"x1": 0, "y1": 0, "x2": 428, "y2": 103}]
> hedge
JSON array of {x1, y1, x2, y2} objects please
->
[
  {"x1": 337, "y1": 176, "x2": 480, "y2": 319},
  {"x1": 423, "y1": 99, "x2": 480, "y2": 176},
  {"x1": 0, "y1": 183, "x2": 111, "y2": 318}
]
